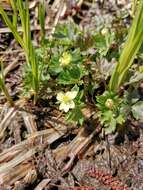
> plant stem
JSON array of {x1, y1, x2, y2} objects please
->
[{"x1": 0, "y1": 71, "x2": 14, "y2": 107}]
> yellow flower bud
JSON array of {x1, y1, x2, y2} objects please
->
[
  {"x1": 101, "y1": 28, "x2": 108, "y2": 36},
  {"x1": 105, "y1": 98, "x2": 114, "y2": 109}
]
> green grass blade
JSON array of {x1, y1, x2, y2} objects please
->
[
  {"x1": 109, "y1": 0, "x2": 143, "y2": 92},
  {"x1": 39, "y1": 0, "x2": 46, "y2": 38},
  {"x1": 9, "y1": 0, "x2": 17, "y2": 28},
  {"x1": 1, "y1": 0, "x2": 39, "y2": 104},
  {"x1": 17, "y1": 0, "x2": 26, "y2": 39},
  {"x1": 25, "y1": 0, "x2": 31, "y2": 51},
  {"x1": 0, "y1": 6, "x2": 26, "y2": 51},
  {"x1": 0, "y1": 63, "x2": 14, "y2": 106}
]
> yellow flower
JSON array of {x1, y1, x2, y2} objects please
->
[
  {"x1": 101, "y1": 28, "x2": 108, "y2": 36},
  {"x1": 59, "y1": 52, "x2": 72, "y2": 67},
  {"x1": 57, "y1": 91, "x2": 78, "y2": 112}
]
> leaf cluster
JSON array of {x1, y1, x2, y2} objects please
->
[{"x1": 96, "y1": 91, "x2": 125, "y2": 134}]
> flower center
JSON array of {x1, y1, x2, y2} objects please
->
[
  {"x1": 60, "y1": 52, "x2": 72, "y2": 67},
  {"x1": 63, "y1": 95, "x2": 71, "y2": 103}
]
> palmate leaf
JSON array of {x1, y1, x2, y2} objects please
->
[
  {"x1": 132, "y1": 101, "x2": 143, "y2": 121},
  {"x1": 58, "y1": 67, "x2": 83, "y2": 85},
  {"x1": 66, "y1": 106, "x2": 84, "y2": 125},
  {"x1": 109, "y1": 0, "x2": 143, "y2": 92},
  {"x1": 105, "y1": 118, "x2": 116, "y2": 135}
]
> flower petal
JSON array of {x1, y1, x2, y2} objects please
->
[
  {"x1": 59, "y1": 102, "x2": 70, "y2": 112},
  {"x1": 66, "y1": 91, "x2": 77, "y2": 100},
  {"x1": 68, "y1": 101, "x2": 75, "y2": 109},
  {"x1": 57, "y1": 92, "x2": 64, "y2": 101}
]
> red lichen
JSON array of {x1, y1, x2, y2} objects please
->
[
  {"x1": 87, "y1": 167, "x2": 132, "y2": 190},
  {"x1": 72, "y1": 186, "x2": 94, "y2": 190}
]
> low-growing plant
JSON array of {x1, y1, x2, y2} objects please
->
[
  {"x1": 94, "y1": 0, "x2": 143, "y2": 134},
  {"x1": 96, "y1": 91, "x2": 125, "y2": 134},
  {"x1": 0, "y1": 0, "x2": 142, "y2": 135}
]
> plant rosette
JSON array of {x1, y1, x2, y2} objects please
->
[
  {"x1": 96, "y1": 91, "x2": 125, "y2": 134},
  {"x1": 57, "y1": 90, "x2": 78, "y2": 112}
]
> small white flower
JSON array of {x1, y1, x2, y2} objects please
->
[{"x1": 57, "y1": 91, "x2": 78, "y2": 112}]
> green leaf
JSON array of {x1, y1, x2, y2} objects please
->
[
  {"x1": 101, "y1": 110, "x2": 113, "y2": 124},
  {"x1": 116, "y1": 115, "x2": 125, "y2": 125},
  {"x1": 49, "y1": 56, "x2": 62, "y2": 75},
  {"x1": 71, "y1": 49, "x2": 83, "y2": 64},
  {"x1": 66, "y1": 106, "x2": 84, "y2": 125},
  {"x1": 105, "y1": 118, "x2": 116, "y2": 135},
  {"x1": 58, "y1": 67, "x2": 83, "y2": 84},
  {"x1": 94, "y1": 31, "x2": 113, "y2": 56},
  {"x1": 132, "y1": 101, "x2": 143, "y2": 121}
]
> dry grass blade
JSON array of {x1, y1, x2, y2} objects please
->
[
  {"x1": 53, "y1": 121, "x2": 101, "y2": 172},
  {"x1": 34, "y1": 179, "x2": 51, "y2": 190},
  {"x1": 0, "y1": 107, "x2": 16, "y2": 138},
  {"x1": 22, "y1": 111, "x2": 37, "y2": 133},
  {"x1": 51, "y1": 0, "x2": 66, "y2": 34},
  {"x1": 0, "y1": 148, "x2": 36, "y2": 174},
  {"x1": 0, "y1": 1, "x2": 11, "y2": 10},
  {"x1": 23, "y1": 169, "x2": 37, "y2": 184},
  {"x1": 0, "y1": 162, "x2": 33, "y2": 185},
  {"x1": 3, "y1": 58, "x2": 19, "y2": 77},
  {"x1": 0, "y1": 25, "x2": 51, "y2": 34},
  {"x1": 0, "y1": 124, "x2": 68, "y2": 164},
  {"x1": 62, "y1": 127, "x2": 98, "y2": 171},
  {"x1": 0, "y1": 122, "x2": 68, "y2": 186}
]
